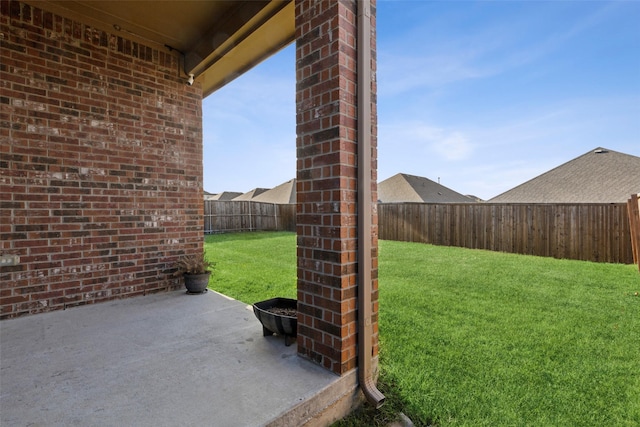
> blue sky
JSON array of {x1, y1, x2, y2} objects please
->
[{"x1": 203, "y1": 0, "x2": 640, "y2": 200}]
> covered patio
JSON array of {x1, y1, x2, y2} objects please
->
[
  {"x1": 2, "y1": 0, "x2": 382, "y2": 422},
  {"x1": 0, "y1": 289, "x2": 357, "y2": 426}
]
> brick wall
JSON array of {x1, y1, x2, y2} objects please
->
[
  {"x1": 295, "y1": 0, "x2": 379, "y2": 375},
  {"x1": 0, "y1": 1, "x2": 204, "y2": 319}
]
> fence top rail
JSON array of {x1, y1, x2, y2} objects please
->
[
  {"x1": 204, "y1": 200, "x2": 295, "y2": 206},
  {"x1": 378, "y1": 202, "x2": 628, "y2": 207}
]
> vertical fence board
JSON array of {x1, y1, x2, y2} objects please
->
[
  {"x1": 203, "y1": 201, "x2": 296, "y2": 234},
  {"x1": 204, "y1": 201, "x2": 634, "y2": 264},
  {"x1": 627, "y1": 194, "x2": 640, "y2": 271},
  {"x1": 378, "y1": 203, "x2": 633, "y2": 264}
]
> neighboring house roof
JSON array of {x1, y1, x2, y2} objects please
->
[
  {"x1": 233, "y1": 188, "x2": 270, "y2": 201},
  {"x1": 207, "y1": 191, "x2": 243, "y2": 201},
  {"x1": 378, "y1": 173, "x2": 475, "y2": 203},
  {"x1": 465, "y1": 195, "x2": 485, "y2": 202},
  {"x1": 489, "y1": 147, "x2": 640, "y2": 203},
  {"x1": 203, "y1": 191, "x2": 217, "y2": 201},
  {"x1": 252, "y1": 179, "x2": 296, "y2": 204}
]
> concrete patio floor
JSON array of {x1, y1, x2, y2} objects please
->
[{"x1": 0, "y1": 290, "x2": 358, "y2": 427}]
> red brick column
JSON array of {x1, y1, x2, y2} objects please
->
[{"x1": 295, "y1": 0, "x2": 378, "y2": 375}]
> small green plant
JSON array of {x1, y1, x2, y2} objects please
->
[{"x1": 173, "y1": 252, "x2": 214, "y2": 276}]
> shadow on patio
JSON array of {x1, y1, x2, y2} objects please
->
[{"x1": 0, "y1": 290, "x2": 355, "y2": 426}]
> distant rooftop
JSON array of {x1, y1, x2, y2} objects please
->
[
  {"x1": 378, "y1": 173, "x2": 475, "y2": 203},
  {"x1": 252, "y1": 179, "x2": 296, "y2": 204},
  {"x1": 205, "y1": 191, "x2": 243, "y2": 201},
  {"x1": 233, "y1": 188, "x2": 270, "y2": 201},
  {"x1": 489, "y1": 147, "x2": 640, "y2": 203}
]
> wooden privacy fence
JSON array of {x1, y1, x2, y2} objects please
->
[
  {"x1": 204, "y1": 201, "x2": 296, "y2": 234},
  {"x1": 204, "y1": 201, "x2": 635, "y2": 264},
  {"x1": 628, "y1": 194, "x2": 640, "y2": 271},
  {"x1": 378, "y1": 203, "x2": 634, "y2": 264}
]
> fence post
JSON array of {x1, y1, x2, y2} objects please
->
[
  {"x1": 274, "y1": 203, "x2": 278, "y2": 230},
  {"x1": 202, "y1": 201, "x2": 298, "y2": 233},
  {"x1": 628, "y1": 194, "x2": 640, "y2": 271}
]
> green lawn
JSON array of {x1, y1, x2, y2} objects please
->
[
  {"x1": 205, "y1": 232, "x2": 296, "y2": 302},
  {"x1": 204, "y1": 232, "x2": 640, "y2": 426}
]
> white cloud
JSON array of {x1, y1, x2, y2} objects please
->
[
  {"x1": 380, "y1": 120, "x2": 473, "y2": 161},
  {"x1": 433, "y1": 131, "x2": 472, "y2": 161},
  {"x1": 378, "y1": 50, "x2": 489, "y2": 96}
]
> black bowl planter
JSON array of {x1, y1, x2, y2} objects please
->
[
  {"x1": 183, "y1": 272, "x2": 210, "y2": 294},
  {"x1": 253, "y1": 298, "x2": 297, "y2": 346}
]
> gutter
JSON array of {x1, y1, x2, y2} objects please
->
[{"x1": 357, "y1": 0, "x2": 385, "y2": 409}]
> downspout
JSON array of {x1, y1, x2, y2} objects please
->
[{"x1": 357, "y1": 0, "x2": 385, "y2": 409}]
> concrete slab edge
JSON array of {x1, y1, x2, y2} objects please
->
[{"x1": 265, "y1": 369, "x2": 361, "y2": 427}]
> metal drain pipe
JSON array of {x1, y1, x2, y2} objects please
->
[{"x1": 357, "y1": 0, "x2": 385, "y2": 409}]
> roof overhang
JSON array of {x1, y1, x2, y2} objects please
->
[{"x1": 26, "y1": 0, "x2": 295, "y2": 97}]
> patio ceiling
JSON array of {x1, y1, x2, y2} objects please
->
[{"x1": 27, "y1": 0, "x2": 295, "y2": 96}]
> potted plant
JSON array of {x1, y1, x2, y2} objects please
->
[{"x1": 173, "y1": 252, "x2": 214, "y2": 294}]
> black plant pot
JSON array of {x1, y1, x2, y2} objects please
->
[
  {"x1": 253, "y1": 298, "x2": 297, "y2": 346},
  {"x1": 183, "y1": 272, "x2": 210, "y2": 294}
]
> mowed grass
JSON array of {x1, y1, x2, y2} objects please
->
[
  {"x1": 205, "y1": 232, "x2": 296, "y2": 302},
  {"x1": 377, "y1": 240, "x2": 639, "y2": 426},
  {"x1": 204, "y1": 232, "x2": 640, "y2": 426}
]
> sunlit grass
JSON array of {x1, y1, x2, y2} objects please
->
[
  {"x1": 204, "y1": 232, "x2": 640, "y2": 426},
  {"x1": 377, "y1": 241, "x2": 640, "y2": 426},
  {"x1": 205, "y1": 231, "x2": 296, "y2": 302}
]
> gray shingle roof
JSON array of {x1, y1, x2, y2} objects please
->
[
  {"x1": 233, "y1": 188, "x2": 270, "y2": 200},
  {"x1": 378, "y1": 173, "x2": 475, "y2": 203},
  {"x1": 207, "y1": 191, "x2": 243, "y2": 201},
  {"x1": 489, "y1": 147, "x2": 640, "y2": 203},
  {"x1": 252, "y1": 179, "x2": 296, "y2": 204}
]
